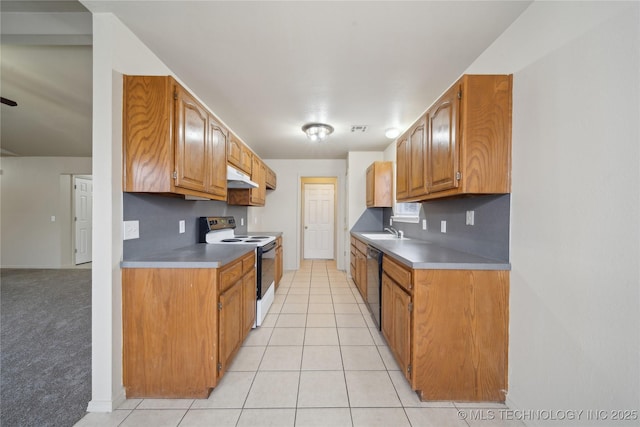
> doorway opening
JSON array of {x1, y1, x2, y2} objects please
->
[{"x1": 301, "y1": 177, "x2": 337, "y2": 260}]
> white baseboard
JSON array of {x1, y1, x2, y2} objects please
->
[{"x1": 86, "y1": 388, "x2": 126, "y2": 413}]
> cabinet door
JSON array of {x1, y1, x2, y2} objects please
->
[
  {"x1": 381, "y1": 273, "x2": 394, "y2": 345},
  {"x1": 227, "y1": 134, "x2": 242, "y2": 170},
  {"x1": 427, "y1": 84, "x2": 460, "y2": 193},
  {"x1": 242, "y1": 269, "x2": 256, "y2": 336},
  {"x1": 250, "y1": 157, "x2": 266, "y2": 206},
  {"x1": 218, "y1": 280, "x2": 243, "y2": 377},
  {"x1": 175, "y1": 86, "x2": 209, "y2": 192},
  {"x1": 409, "y1": 117, "x2": 428, "y2": 198},
  {"x1": 365, "y1": 165, "x2": 374, "y2": 207},
  {"x1": 381, "y1": 273, "x2": 412, "y2": 382},
  {"x1": 396, "y1": 134, "x2": 410, "y2": 201},
  {"x1": 357, "y1": 251, "x2": 367, "y2": 300},
  {"x1": 240, "y1": 144, "x2": 253, "y2": 175},
  {"x1": 392, "y1": 283, "x2": 412, "y2": 381},
  {"x1": 207, "y1": 116, "x2": 228, "y2": 199}
]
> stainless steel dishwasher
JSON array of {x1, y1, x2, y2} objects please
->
[{"x1": 366, "y1": 245, "x2": 383, "y2": 330}]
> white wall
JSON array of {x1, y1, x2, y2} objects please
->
[
  {"x1": 248, "y1": 159, "x2": 347, "y2": 271},
  {"x1": 90, "y1": 13, "x2": 172, "y2": 412},
  {"x1": 466, "y1": 2, "x2": 639, "y2": 424},
  {"x1": 0, "y1": 157, "x2": 91, "y2": 268}
]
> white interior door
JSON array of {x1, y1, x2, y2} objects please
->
[
  {"x1": 74, "y1": 176, "x2": 93, "y2": 264},
  {"x1": 304, "y1": 183, "x2": 334, "y2": 259}
]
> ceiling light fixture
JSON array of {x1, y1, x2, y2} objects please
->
[
  {"x1": 302, "y1": 123, "x2": 334, "y2": 142},
  {"x1": 385, "y1": 128, "x2": 400, "y2": 139}
]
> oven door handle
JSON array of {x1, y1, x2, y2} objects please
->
[{"x1": 260, "y1": 240, "x2": 277, "y2": 253}]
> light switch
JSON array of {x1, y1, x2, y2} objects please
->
[
  {"x1": 466, "y1": 210, "x2": 475, "y2": 226},
  {"x1": 241, "y1": 218, "x2": 244, "y2": 226},
  {"x1": 50, "y1": 215, "x2": 56, "y2": 222},
  {"x1": 179, "y1": 220, "x2": 186, "y2": 234},
  {"x1": 123, "y1": 220, "x2": 140, "y2": 240},
  {"x1": 440, "y1": 220, "x2": 447, "y2": 233}
]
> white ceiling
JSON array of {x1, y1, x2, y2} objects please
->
[{"x1": 1, "y1": 1, "x2": 532, "y2": 159}]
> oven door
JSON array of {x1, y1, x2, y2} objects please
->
[{"x1": 257, "y1": 240, "x2": 277, "y2": 299}]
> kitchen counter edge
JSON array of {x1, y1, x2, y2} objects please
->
[
  {"x1": 352, "y1": 232, "x2": 510, "y2": 271},
  {"x1": 121, "y1": 244, "x2": 256, "y2": 269}
]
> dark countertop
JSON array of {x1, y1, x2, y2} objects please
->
[
  {"x1": 121, "y1": 243, "x2": 256, "y2": 269},
  {"x1": 352, "y1": 232, "x2": 510, "y2": 271},
  {"x1": 121, "y1": 232, "x2": 283, "y2": 269}
]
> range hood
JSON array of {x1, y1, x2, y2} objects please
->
[{"x1": 226, "y1": 165, "x2": 258, "y2": 189}]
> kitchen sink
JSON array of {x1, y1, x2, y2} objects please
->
[{"x1": 361, "y1": 233, "x2": 410, "y2": 240}]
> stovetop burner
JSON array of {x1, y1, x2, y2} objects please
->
[{"x1": 221, "y1": 238, "x2": 243, "y2": 242}]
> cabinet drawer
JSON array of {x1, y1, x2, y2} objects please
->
[
  {"x1": 355, "y1": 239, "x2": 367, "y2": 254},
  {"x1": 383, "y1": 255, "x2": 412, "y2": 293},
  {"x1": 220, "y1": 260, "x2": 243, "y2": 292},
  {"x1": 242, "y1": 251, "x2": 256, "y2": 275}
]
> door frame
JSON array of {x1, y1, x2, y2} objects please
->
[{"x1": 300, "y1": 177, "x2": 338, "y2": 261}]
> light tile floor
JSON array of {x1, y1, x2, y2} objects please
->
[{"x1": 75, "y1": 260, "x2": 523, "y2": 427}]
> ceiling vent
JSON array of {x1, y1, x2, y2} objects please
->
[{"x1": 350, "y1": 125, "x2": 368, "y2": 133}]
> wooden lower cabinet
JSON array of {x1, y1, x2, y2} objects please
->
[
  {"x1": 381, "y1": 272, "x2": 412, "y2": 381},
  {"x1": 350, "y1": 236, "x2": 367, "y2": 300},
  {"x1": 274, "y1": 236, "x2": 283, "y2": 288},
  {"x1": 381, "y1": 255, "x2": 509, "y2": 402},
  {"x1": 122, "y1": 250, "x2": 256, "y2": 398}
]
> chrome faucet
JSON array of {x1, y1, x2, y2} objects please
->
[{"x1": 384, "y1": 227, "x2": 399, "y2": 237}]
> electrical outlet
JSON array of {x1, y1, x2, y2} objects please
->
[
  {"x1": 123, "y1": 220, "x2": 140, "y2": 240},
  {"x1": 241, "y1": 218, "x2": 244, "y2": 226},
  {"x1": 440, "y1": 220, "x2": 447, "y2": 233},
  {"x1": 389, "y1": 218, "x2": 393, "y2": 226},
  {"x1": 50, "y1": 215, "x2": 56, "y2": 222},
  {"x1": 422, "y1": 219, "x2": 427, "y2": 230},
  {"x1": 466, "y1": 210, "x2": 475, "y2": 226},
  {"x1": 179, "y1": 220, "x2": 186, "y2": 234}
]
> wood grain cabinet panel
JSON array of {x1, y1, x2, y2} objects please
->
[
  {"x1": 396, "y1": 74, "x2": 512, "y2": 202},
  {"x1": 380, "y1": 254, "x2": 509, "y2": 402},
  {"x1": 381, "y1": 272, "x2": 412, "y2": 382},
  {"x1": 122, "y1": 250, "x2": 256, "y2": 398},
  {"x1": 123, "y1": 75, "x2": 227, "y2": 201},
  {"x1": 395, "y1": 133, "x2": 410, "y2": 201},
  {"x1": 366, "y1": 161, "x2": 393, "y2": 208},
  {"x1": 122, "y1": 268, "x2": 218, "y2": 398},
  {"x1": 350, "y1": 236, "x2": 368, "y2": 300},
  {"x1": 265, "y1": 165, "x2": 277, "y2": 190},
  {"x1": 408, "y1": 118, "x2": 428, "y2": 198}
]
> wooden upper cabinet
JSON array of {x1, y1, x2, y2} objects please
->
[
  {"x1": 250, "y1": 157, "x2": 266, "y2": 205},
  {"x1": 396, "y1": 133, "x2": 410, "y2": 201},
  {"x1": 427, "y1": 83, "x2": 459, "y2": 193},
  {"x1": 228, "y1": 133, "x2": 253, "y2": 175},
  {"x1": 395, "y1": 117, "x2": 429, "y2": 202},
  {"x1": 240, "y1": 144, "x2": 253, "y2": 175},
  {"x1": 207, "y1": 116, "x2": 228, "y2": 199},
  {"x1": 123, "y1": 75, "x2": 227, "y2": 201},
  {"x1": 366, "y1": 161, "x2": 393, "y2": 208},
  {"x1": 395, "y1": 74, "x2": 512, "y2": 202},
  {"x1": 408, "y1": 117, "x2": 428, "y2": 198},
  {"x1": 265, "y1": 165, "x2": 277, "y2": 190},
  {"x1": 175, "y1": 85, "x2": 208, "y2": 193},
  {"x1": 227, "y1": 134, "x2": 243, "y2": 171}
]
